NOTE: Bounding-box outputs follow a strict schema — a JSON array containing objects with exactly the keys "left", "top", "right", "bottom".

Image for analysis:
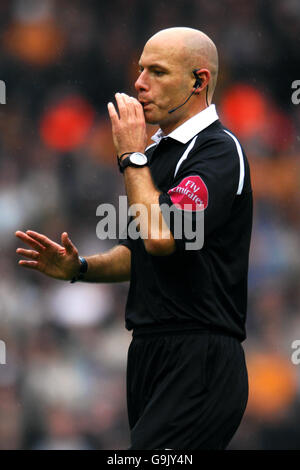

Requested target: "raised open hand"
[{"left": 15, "top": 230, "right": 81, "bottom": 281}]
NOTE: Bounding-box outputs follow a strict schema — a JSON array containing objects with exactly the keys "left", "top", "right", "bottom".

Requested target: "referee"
[{"left": 16, "top": 27, "right": 252, "bottom": 450}]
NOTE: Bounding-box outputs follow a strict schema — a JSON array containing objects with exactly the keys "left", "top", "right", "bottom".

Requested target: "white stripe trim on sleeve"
[
  {"left": 174, "top": 135, "right": 198, "bottom": 178},
  {"left": 145, "top": 142, "right": 158, "bottom": 152},
  {"left": 223, "top": 129, "right": 245, "bottom": 195}
]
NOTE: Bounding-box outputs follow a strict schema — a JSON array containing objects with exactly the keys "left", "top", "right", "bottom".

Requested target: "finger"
[
  {"left": 16, "top": 248, "right": 39, "bottom": 260},
  {"left": 107, "top": 102, "right": 119, "bottom": 131},
  {"left": 26, "top": 230, "right": 62, "bottom": 250},
  {"left": 61, "top": 232, "right": 77, "bottom": 255},
  {"left": 128, "top": 96, "right": 140, "bottom": 119},
  {"left": 18, "top": 260, "right": 39, "bottom": 270},
  {"left": 115, "top": 93, "right": 128, "bottom": 120},
  {"left": 133, "top": 98, "right": 145, "bottom": 121},
  {"left": 15, "top": 231, "right": 45, "bottom": 251},
  {"left": 126, "top": 95, "right": 144, "bottom": 121},
  {"left": 124, "top": 94, "right": 138, "bottom": 120}
]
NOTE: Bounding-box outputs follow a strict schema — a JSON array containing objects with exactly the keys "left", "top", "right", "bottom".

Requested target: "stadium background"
[{"left": 0, "top": 0, "right": 299, "bottom": 449}]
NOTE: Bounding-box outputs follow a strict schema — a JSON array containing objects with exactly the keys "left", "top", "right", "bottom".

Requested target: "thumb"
[{"left": 61, "top": 232, "right": 76, "bottom": 255}]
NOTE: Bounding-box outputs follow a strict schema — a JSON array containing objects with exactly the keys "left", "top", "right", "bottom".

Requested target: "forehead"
[{"left": 139, "top": 39, "right": 186, "bottom": 70}]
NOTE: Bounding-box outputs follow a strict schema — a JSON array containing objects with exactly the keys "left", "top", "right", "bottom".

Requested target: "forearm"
[
  {"left": 82, "top": 244, "right": 131, "bottom": 283},
  {"left": 124, "top": 167, "right": 175, "bottom": 255}
]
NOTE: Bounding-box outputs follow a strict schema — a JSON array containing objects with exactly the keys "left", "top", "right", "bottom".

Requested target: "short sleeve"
[{"left": 159, "top": 136, "right": 241, "bottom": 252}]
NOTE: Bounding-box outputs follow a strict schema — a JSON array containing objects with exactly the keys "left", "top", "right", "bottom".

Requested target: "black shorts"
[{"left": 126, "top": 329, "right": 248, "bottom": 450}]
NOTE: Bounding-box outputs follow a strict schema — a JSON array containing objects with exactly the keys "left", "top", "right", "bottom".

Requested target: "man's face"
[{"left": 135, "top": 39, "right": 192, "bottom": 130}]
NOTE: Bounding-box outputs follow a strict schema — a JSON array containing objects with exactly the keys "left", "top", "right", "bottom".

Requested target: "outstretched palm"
[{"left": 15, "top": 230, "right": 80, "bottom": 281}]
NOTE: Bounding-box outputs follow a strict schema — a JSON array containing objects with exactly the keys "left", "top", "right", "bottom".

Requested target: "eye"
[{"left": 154, "top": 70, "right": 164, "bottom": 77}]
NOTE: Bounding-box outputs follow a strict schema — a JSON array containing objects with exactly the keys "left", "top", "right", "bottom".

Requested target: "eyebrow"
[{"left": 138, "top": 62, "right": 169, "bottom": 71}]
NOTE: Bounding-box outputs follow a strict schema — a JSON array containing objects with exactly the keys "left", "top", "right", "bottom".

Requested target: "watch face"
[{"left": 130, "top": 152, "right": 148, "bottom": 166}]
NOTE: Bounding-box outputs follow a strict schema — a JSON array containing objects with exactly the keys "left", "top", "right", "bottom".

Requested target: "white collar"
[{"left": 151, "top": 104, "right": 219, "bottom": 145}]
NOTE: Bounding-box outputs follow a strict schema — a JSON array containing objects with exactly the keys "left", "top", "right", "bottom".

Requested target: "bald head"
[{"left": 145, "top": 27, "right": 219, "bottom": 103}]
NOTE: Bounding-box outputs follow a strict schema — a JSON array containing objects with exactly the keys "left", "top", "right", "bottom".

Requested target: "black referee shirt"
[{"left": 120, "top": 105, "right": 253, "bottom": 341}]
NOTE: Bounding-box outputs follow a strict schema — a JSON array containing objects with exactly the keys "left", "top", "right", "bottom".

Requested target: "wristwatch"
[
  {"left": 118, "top": 152, "right": 148, "bottom": 173},
  {"left": 70, "top": 256, "right": 88, "bottom": 283}
]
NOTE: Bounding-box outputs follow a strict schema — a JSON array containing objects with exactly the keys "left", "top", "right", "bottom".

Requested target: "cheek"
[
  {"left": 152, "top": 83, "right": 174, "bottom": 109},
  {"left": 159, "top": 79, "right": 187, "bottom": 106}
]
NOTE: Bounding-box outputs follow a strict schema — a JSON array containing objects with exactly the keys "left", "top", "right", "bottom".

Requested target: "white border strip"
[
  {"left": 145, "top": 142, "right": 158, "bottom": 152},
  {"left": 174, "top": 136, "right": 198, "bottom": 178},
  {"left": 223, "top": 130, "right": 245, "bottom": 195}
]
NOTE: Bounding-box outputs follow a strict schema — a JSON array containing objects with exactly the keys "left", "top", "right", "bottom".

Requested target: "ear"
[{"left": 192, "top": 69, "right": 210, "bottom": 94}]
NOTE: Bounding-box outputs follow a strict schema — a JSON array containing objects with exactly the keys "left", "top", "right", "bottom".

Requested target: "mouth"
[{"left": 139, "top": 99, "right": 153, "bottom": 110}]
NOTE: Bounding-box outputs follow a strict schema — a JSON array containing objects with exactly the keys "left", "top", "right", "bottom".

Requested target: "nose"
[{"left": 135, "top": 71, "right": 149, "bottom": 93}]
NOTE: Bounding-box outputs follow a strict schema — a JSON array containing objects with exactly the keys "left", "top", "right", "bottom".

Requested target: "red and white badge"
[{"left": 168, "top": 175, "right": 208, "bottom": 211}]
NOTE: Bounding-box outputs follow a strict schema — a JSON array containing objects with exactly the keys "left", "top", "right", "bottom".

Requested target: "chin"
[
  {"left": 146, "top": 118, "right": 159, "bottom": 126},
  {"left": 144, "top": 114, "right": 159, "bottom": 125}
]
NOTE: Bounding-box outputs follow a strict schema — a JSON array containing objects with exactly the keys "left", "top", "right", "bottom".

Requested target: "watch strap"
[
  {"left": 118, "top": 152, "right": 148, "bottom": 174},
  {"left": 70, "top": 256, "right": 88, "bottom": 283},
  {"left": 117, "top": 152, "right": 133, "bottom": 173}
]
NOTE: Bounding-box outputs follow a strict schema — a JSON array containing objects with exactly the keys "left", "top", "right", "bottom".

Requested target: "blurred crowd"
[{"left": 0, "top": 0, "right": 299, "bottom": 449}]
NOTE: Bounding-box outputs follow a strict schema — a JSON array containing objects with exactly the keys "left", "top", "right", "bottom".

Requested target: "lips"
[{"left": 139, "top": 98, "right": 153, "bottom": 109}]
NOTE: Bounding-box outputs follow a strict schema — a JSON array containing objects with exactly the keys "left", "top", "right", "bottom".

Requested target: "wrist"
[
  {"left": 70, "top": 256, "right": 88, "bottom": 283},
  {"left": 118, "top": 150, "right": 145, "bottom": 162},
  {"left": 117, "top": 152, "right": 148, "bottom": 174}
]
